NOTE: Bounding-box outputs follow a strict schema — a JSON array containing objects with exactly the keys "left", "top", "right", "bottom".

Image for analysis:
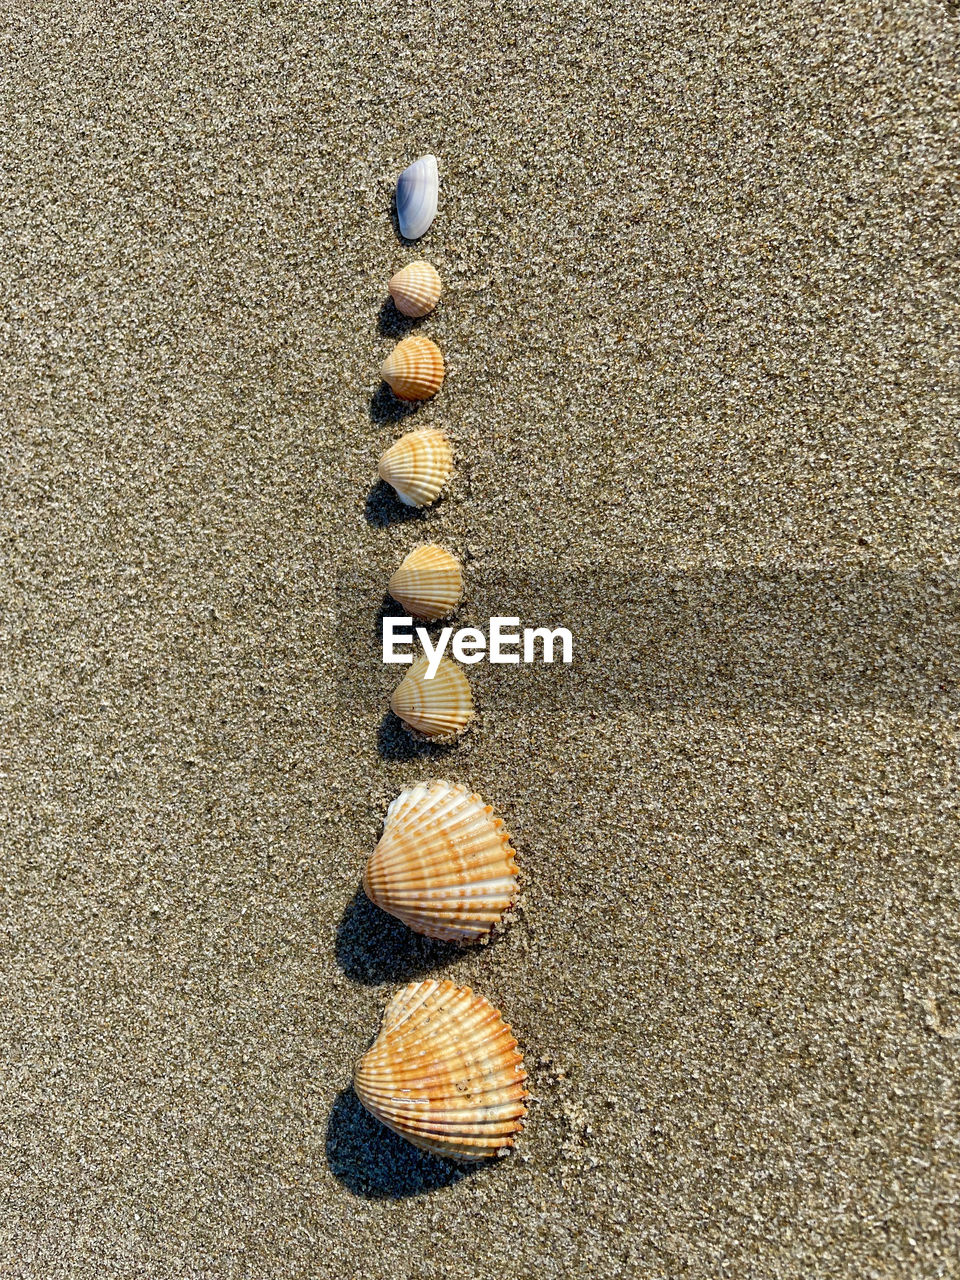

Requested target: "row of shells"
[
  {"left": 356, "top": 781, "right": 527, "bottom": 1159},
  {"left": 388, "top": 543, "right": 473, "bottom": 740},
  {"left": 378, "top": 295, "right": 453, "bottom": 506},
  {"left": 354, "top": 159, "right": 527, "bottom": 1164},
  {"left": 382, "top": 162, "right": 451, "bottom": 504}
]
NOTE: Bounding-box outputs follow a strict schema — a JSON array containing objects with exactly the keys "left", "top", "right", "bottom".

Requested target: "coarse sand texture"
[{"left": 2, "top": 4, "right": 957, "bottom": 1279}]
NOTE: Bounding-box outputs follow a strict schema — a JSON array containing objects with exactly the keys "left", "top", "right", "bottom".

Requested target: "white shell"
[{"left": 396, "top": 155, "right": 438, "bottom": 240}]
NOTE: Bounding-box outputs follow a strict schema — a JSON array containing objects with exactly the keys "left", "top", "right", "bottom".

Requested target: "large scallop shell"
[
  {"left": 388, "top": 261, "right": 442, "bottom": 319},
  {"left": 378, "top": 428, "right": 453, "bottom": 508},
  {"left": 390, "top": 656, "right": 474, "bottom": 739},
  {"left": 353, "top": 979, "right": 528, "bottom": 1161},
  {"left": 396, "top": 154, "right": 438, "bottom": 241},
  {"left": 388, "top": 544, "right": 462, "bottom": 620},
  {"left": 381, "top": 335, "right": 445, "bottom": 401},
  {"left": 364, "top": 780, "right": 519, "bottom": 943}
]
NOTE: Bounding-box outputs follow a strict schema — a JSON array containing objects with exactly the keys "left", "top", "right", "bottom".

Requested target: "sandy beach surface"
[{"left": 2, "top": 2, "right": 958, "bottom": 1277}]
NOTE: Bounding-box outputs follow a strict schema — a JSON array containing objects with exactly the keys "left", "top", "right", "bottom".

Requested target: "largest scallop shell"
[
  {"left": 390, "top": 656, "right": 474, "bottom": 739},
  {"left": 353, "top": 979, "right": 528, "bottom": 1161},
  {"left": 364, "top": 780, "right": 519, "bottom": 943}
]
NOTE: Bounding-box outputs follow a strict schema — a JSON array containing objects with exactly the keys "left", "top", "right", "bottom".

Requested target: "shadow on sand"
[
  {"left": 365, "top": 479, "right": 431, "bottom": 529},
  {"left": 369, "top": 382, "right": 420, "bottom": 426},
  {"left": 334, "top": 886, "right": 463, "bottom": 986},
  {"left": 377, "top": 296, "right": 425, "bottom": 340},
  {"left": 325, "top": 1086, "right": 480, "bottom": 1198},
  {"left": 375, "top": 709, "right": 461, "bottom": 761}
]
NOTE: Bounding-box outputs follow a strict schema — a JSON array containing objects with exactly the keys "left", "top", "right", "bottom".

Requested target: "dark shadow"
[
  {"left": 325, "top": 1086, "right": 481, "bottom": 1198},
  {"left": 365, "top": 479, "right": 430, "bottom": 529},
  {"left": 335, "top": 886, "right": 462, "bottom": 985},
  {"left": 375, "top": 592, "right": 422, "bottom": 644},
  {"left": 369, "top": 382, "right": 420, "bottom": 425},
  {"left": 376, "top": 709, "right": 460, "bottom": 761},
  {"left": 377, "top": 296, "right": 423, "bottom": 339},
  {"left": 375, "top": 591, "right": 406, "bottom": 634}
]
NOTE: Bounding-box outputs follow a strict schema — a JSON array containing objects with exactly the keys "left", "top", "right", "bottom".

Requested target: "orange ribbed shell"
[
  {"left": 378, "top": 428, "right": 453, "bottom": 508},
  {"left": 353, "top": 979, "right": 528, "bottom": 1161},
  {"left": 388, "top": 544, "right": 462, "bottom": 620},
  {"left": 388, "top": 261, "right": 442, "bottom": 319},
  {"left": 380, "top": 335, "right": 445, "bottom": 401},
  {"left": 390, "top": 656, "right": 474, "bottom": 739}
]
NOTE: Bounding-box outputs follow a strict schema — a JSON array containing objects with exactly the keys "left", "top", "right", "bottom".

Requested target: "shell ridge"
[
  {"left": 370, "top": 840, "right": 515, "bottom": 878},
  {"left": 364, "top": 781, "right": 518, "bottom": 942},
  {"left": 354, "top": 980, "right": 527, "bottom": 1160},
  {"left": 365, "top": 1000, "right": 502, "bottom": 1059},
  {"left": 378, "top": 430, "right": 453, "bottom": 507}
]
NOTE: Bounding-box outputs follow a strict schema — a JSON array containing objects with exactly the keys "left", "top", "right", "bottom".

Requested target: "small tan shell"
[
  {"left": 388, "top": 544, "right": 462, "bottom": 620},
  {"left": 378, "top": 428, "right": 453, "bottom": 508},
  {"left": 388, "top": 261, "right": 442, "bottom": 319},
  {"left": 390, "top": 656, "right": 474, "bottom": 739},
  {"left": 381, "top": 334, "right": 445, "bottom": 401},
  {"left": 353, "top": 979, "right": 528, "bottom": 1161},
  {"left": 364, "top": 780, "right": 519, "bottom": 943}
]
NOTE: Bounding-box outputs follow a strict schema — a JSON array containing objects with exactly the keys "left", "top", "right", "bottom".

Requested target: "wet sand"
[{"left": 2, "top": 2, "right": 958, "bottom": 1277}]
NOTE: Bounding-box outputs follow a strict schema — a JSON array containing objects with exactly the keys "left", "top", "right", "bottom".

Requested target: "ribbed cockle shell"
[
  {"left": 388, "top": 544, "right": 462, "bottom": 620},
  {"left": 395, "top": 155, "right": 438, "bottom": 241},
  {"left": 353, "top": 979, "right": 528, "bottom": 1161},
  {"left": 364, "top": 780, "right": 520, "bottom": 943},
  {"left": 388, "top": 261, "right": 442, "bottom": 319},
  {"left": 381, "top": 335, "right": 445, "bottom": 401},
  {"left": 390, "top": 656, "right": 474, "bottom": 739},
  {"left": 378, "top": 428, "right": 453, "bottom": 508}
]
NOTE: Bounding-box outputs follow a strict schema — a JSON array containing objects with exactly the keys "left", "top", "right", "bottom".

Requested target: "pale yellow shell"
[
  {"left": 353, "top": 979, "right": 528, "bottom": 1161},
  {"left": 378, "top": 428, "right": 453, "bottom": 508},
  {"left": 364, "top": 780, "right": 519, "bottom": 943},
  {"left": 388, "top": 261, "right": 442, "bottom": 318},
  {"left": 390, "top": 656, "right": 474, "bottom": 739},
  {"left": 388, "top": 544, "right": 462, "bottom": 620},
  {"left": 380, "top": 334, "right": 445, "bottom": 401}
]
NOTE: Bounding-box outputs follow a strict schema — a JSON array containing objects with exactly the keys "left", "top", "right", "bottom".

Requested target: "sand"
[{"left": 2, "top": 2, "right": 958, "bottom": 1276}]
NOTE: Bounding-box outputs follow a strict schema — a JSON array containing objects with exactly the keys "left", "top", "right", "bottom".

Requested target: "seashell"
[
  {"left": 390, "top": 656, "right": 474, "bottom": 739},
  {"left": 388, "top": 544, "right": 462, "bottom": 620},
  {"left": 354, "top": 979, "right": 528, "bottom": 1161},
  {"left": 395, "top": 154, "right": 438, "bottom": 241},
  {"left": 378, "top": 428, "right": 453, "bottom": 508},
  {"left": 388, "top": 261, "right": 442, "bottom": 319},
  {"left": 380, "top": 334, "right": 445, "bottom": 401},
  {"left": 363, "top": 780, "right": 520, "bottom": 943}
]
